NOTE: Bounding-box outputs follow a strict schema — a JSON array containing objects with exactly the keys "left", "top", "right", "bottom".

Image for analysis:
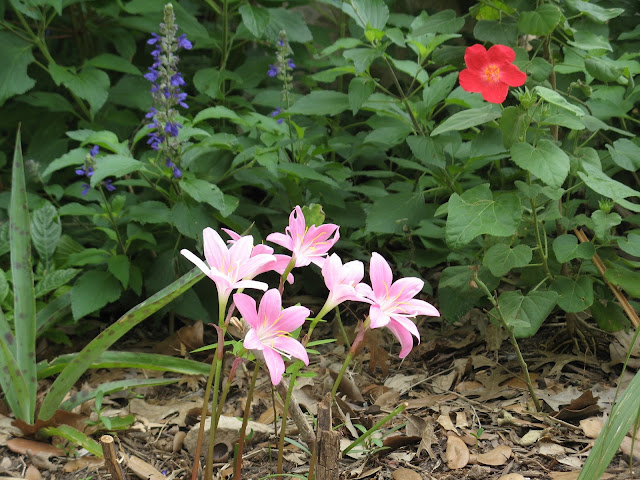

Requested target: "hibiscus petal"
[
  {"left": 386, "top": 319, "right": 417, "bottom": 359},
  {"left": 272, "top": 337, "right": 309, "bottom": 365},
  {"left": 180, "top": 249, "right": 211, "bottom": 276},
  {"left": 272, "top": 305, "right": 310, "bottom": 333},
  {"left": 482, "top": 81, "right": 509, "bottom": 104},
  {"left": 203, "top": 228, "right": 229, "bottom": 270},
  {"left": 464, "top": 44, "right": 489, "bottom": 71},
  {"left": 499, "top": 63, "right": 527, "bottom": 87},
  {"left": 370, "top": 252, "right": 393, "bottom": 299},
  {"left": 459, "top": 69, "right": 485, "bottom": 93},
  {"left": 233, "top": 292, "right": 259, "bottom": 329},
  {"left": 263, "top": 347, "right": 286, "bottom": 385},
  {"left": 488, "top": 44, "right": 516, "bottom": 65}
]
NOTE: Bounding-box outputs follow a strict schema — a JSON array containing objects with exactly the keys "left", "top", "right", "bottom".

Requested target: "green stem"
[
  {"left": 382, "top": 56, "right": 424, "bottom": 136},
  {"left": 276, "top": 362, "right": 303, "bottom": 478},
  {"left": 98, "top": 186, "right": 127, "bottom": 255},
  {"left": 530, "top": 197, "right": 553, "bottom": 280},
  {"left": 234, "top": 361, "right": 260, "bottom": 480},
  {"left": 278, "top": 256, "right": 297, "bottom": 294},
  {"left": 342, "top": 403, "right": 407, "bottom": 457},
  {"left": 204, "top": 326, "right": 226, "bottom": 478},
  {"left": 473, "top": 273, "right": 542, "bottom": 412},
  {"left": 330, "top": 320, "right": 366, "bottom": 402}
]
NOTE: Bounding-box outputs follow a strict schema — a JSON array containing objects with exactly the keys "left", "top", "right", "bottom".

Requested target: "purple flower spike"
[
  {"left": 267, "top": 65, "right": 278, "bottom": 77},
  {"left": 90, "top": 145, "right": 100, "bottom": 157},
  {"left": 148, "top": 32, "right": 160, "bottom": 45},
  {"left": 144, "top": 68, "right": 160, "bottom": 82},
  {"left": 104, "top": 179, "right": 116, "bottom": 192},
  {"left": 75, "top": 168, "right": 86, "bottom": 176},
  {"left": 177, "top": 34, "right": 192, "bottom": 50},
  {"left": 171, "top": 73, "right": 185, "bottom": 86}
]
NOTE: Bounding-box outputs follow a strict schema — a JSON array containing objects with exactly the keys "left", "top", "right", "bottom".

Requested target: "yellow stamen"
[{"left": 484, "top": 64, "right": 501, "bottom": 83}]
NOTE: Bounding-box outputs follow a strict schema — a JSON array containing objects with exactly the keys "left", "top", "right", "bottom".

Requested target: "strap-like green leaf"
[
  {"left": 9, "top": 128, "right": 37, "bottom": 423},
  {"left": 38, "top": 268, "right": 204, "bottom": 420}
]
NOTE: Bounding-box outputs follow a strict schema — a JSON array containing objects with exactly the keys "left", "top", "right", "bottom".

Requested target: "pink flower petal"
[
  {"left": 385, "top": 319, "right": 416, "bottom": 359},
  {"left": 243, "top": 328, "right": 263, "bottom": 350},
  {"left": 370, "top": 252, "right": 393, "bottom": 299},
  {"left": 257, "top": 289, "right": 283, "bottom": 329},
  {"left": 387, "top": 277, "right": 424, "bottom": 303},
  {"left": 406, "top": 299, "right": 440, "bottom": 317},
  {"left": 369, "top": 304, "right": 390, "bottom": 329},
  {"left": 266, "top": 232, "right": 292, "bottom": 250},
  {"left": 272, "top": 337, "right": 309, "bottom": 365},
  {"left": 180, "top": 249, "right": 211, "bottom": 276},
  {"left": 271, "top": 305, "right": 310, "bottom": 333},
  {"left": 203, "top": 228, "right": 229, "bottom": 269},
  {"left": 233, "top": 293, "right": 259, "bottom": 329},
  {"left": 263, "top": 347, "right": 286, "bottom": 385}
]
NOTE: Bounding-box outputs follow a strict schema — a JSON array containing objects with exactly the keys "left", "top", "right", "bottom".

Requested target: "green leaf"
[
  {"left": 618, "top": 232, "right": 640, "bottom": 257},
  {"left": 265, "top": 8, "right": 312, "bottom": 43},
  {"left": 86, "top": 54, "right": 141, "bottom": 75},
  {"left": 534, "top": 86, "right": 584, "bottom": 117},
  {"left": 288, "top": 91, "right": 350, "bottom": 116},
  {"left": 65, "top": 248, "right": 110, "bottom": 267},
  {"left": 349, "top": 77, "right": 376, "bottom": 114},
  {"left": 411, "top": 9, "right": 464, "bottom": 35},
  {"left": 473, "top": 19, "right": 518, "bottom": 46},
  {"left": 0, "top": 32, "right": 36, "bottom": 105},
  {"left": 278, "top": 163, "right": 339, "bottom": 188},
  {"left": 590, "top": 300, "right": 628, "bottom": 332},
  {"left": 365, "top": 192, "right": 427, "bottom": 234},
  {"left": 498, "top": 106, "right": 527, "bottom": 149},
  {"left": 607, "top": 139, "right": 640, "bottom": 172},
  {"left": 565, "top": 0, "right": 624, "bottom": 23},
  {"left": 107, "top": 255, "right": 130, "bottom": 289},
  {"left": 585, "top": 57, "right": 623, "bottom": 82},
  {"left": 36, "top": 293, "right": 71, "bottom": 337},
  {"left": 0, "top": 270, "right": 8, "bottom": 303},
  {"left": 43, "top": 149, "right": 87, "bottom": 178},
  {"left": 446, "top": 184, "right": 522, "bottom": 248},
  {"left": 578, "top": 163, "right": 640, "bottom": 213},
  {"left": 483, "top": 244, "right": 532, "bottom": 277},
  {"left": 569, "top": 32, "right": 612, "bottom": 52},
  {"left": 127, "top": 201, "right": 172, "bottom": 225},
  {"left": 9, "top": 129, "right": 37, "bottom": 422},
  {"left": 238, "top": 4, "right": 270, "bottom": 38},
  {"left": 431, "top": 105, "right": 502, "bottom": 136},
  {"left": 71, "top": 271, "right": 121, "bottom": 320},
  {"left": 90, "top": 155, "right": 144, "bottom": 185},
  {"left": 34, "top": 269, "right": 79, "bottom": 298},
  {"left": 180, "top": 176, "right": 226, "bottom": 214},
  {"left": 550, "top": 276, "right": 594, "bottom": 313},
  {"left": 518, "top": 4, "right": 561, "bottom": 36},
  {"left": 0, "top": 322, "right": 31, "bottom": 422},
  {"left": 347, "top": 0, "right": 389, "bottom": 30},
  {"left": 343, "top": 48, "right": 380, "bottom": 73},
  {"left": 49, "top": 64, "right": 110, "bottom": 118},
  {"left": 510, "top": 140, "right": 570, "bottom": 189},
  {"left": 193, "top": 106, "right": 243, "bottom": 125},
  {"left": 171, "top": 202, "right": 212, "bottom": 240},
  {"left": 30, "top": 204, "right": 61, "bottom": 264},
  {"left": 17, "top": 91, "right": 75, "bottom": 114},
  {"left": 406, "top": 135, "right": 445, "bottom": 169},
  {"left": 605, "top": 264, "right": 640, "bottom": 298},
  {"left": 552, "top": 234, "right": 595, "bottom": 263},
  {"left": 489, "top": 290, "right": 557, "bottom": 338},
  {"left": 438, "top": 266, "right": 499, "bottom": 322},
  {"left": 39, "top": 268, "right": 204, "bottom": 420},
  {"left": 41, "top": 425, "right": 102, "bottom": 457}
]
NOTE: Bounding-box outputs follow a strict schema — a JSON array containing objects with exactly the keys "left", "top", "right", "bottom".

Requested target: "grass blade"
[
  {"left": 0, "top": 309, "right": 31, "bottom": 421},
  {"left": 60, "top": 377, "right": 179, "bottom": 411},
  {"left": 40, "top": 425, "right": 103, "bottom": 457},
  {"left": 36, "top": 292, "right": 71, "bottom": 337},
  {"left": 38, "top": 267, "right": 204, "bottom": 420},
  {"left": 38, "top": 350, "right": 210, "bottom": 379},
  {"left": 9, "top": 128, "right": 37, "bottom": 423}
]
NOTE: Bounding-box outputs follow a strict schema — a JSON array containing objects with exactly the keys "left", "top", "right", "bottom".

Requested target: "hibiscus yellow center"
[{"left": 484, "top": 64, "right": 501, "bottom": 83}]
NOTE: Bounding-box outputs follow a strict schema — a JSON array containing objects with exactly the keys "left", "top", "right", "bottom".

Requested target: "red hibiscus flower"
[{"left": 459, "top": 44, "right": 527, "bottom": 104}]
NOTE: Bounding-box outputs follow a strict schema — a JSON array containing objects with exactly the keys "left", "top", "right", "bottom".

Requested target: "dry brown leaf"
[
  {"left": 580, "top": 417, "right": 603, "bottom": 438},
  {"left": 431, "top": 370, "right": 457, "bottom": 393},
  {"left": 470, "top": 445, "right": 512, "bottom": 466},
  {"left": 6, "top": 439, "right": 64, "bottom": 458},
  {"left": 354, "top": 466, "right": 382, "bottom": 479},
  {"left": 497, "top": 475, "right": 526, "bottom": 480},
  {"left": 62, "top": 456, "right": 104, "bottom": 472},
  {"left": 519, "top": 429, "right": 544, "bottom": 446},
  {"left": 436, "top": 413, "right": 457, "bottom": 433},
  {"left": 128, "top": 397, "right": 201, "bottom": 427},
  {"left": 548, "top": 473, "right": 580, "bottom": 480},
  {"left": 391, "top": 467, "right": 422, "bottom": 480},
  {"left": 125, "top": 455, "right": 165, "bottom": 480},
  {"left": 455, "top": 381, "right": 484, "bottom": 394},
  {"left": 24, "top": 466, "right": 41, "bottom": 480},
  {"left": 329, "top": 369, "right": 364, "bottom": 403},
  {"left": 455, "top": 411, "right": 468, "bottom": 429},
  {"left": 445, "top": 435, "right": 469, "bottom": 470},
  {"left": 374, "top": 389, "right": 400, "bottom": 408},
  {"left": 405, "top": 394, "right": 456, "bottom": 410},
  {"left": 538, "top": 442, "right": 566, "bottom": 456}
]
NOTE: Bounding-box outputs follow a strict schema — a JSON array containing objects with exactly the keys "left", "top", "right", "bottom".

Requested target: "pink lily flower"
[
  {"left": 321, "top": 253, "right": 368, "bottom": 311},
  {"left": 234, "top": 289, "right": 310, "bottom": 385},
  {"left": 222, "top": 228, "right": 294, "bottom": 284},
  {"left": 266, "top": 206, "right": 340, "bottom": 268},
  {"left": 180, "top": 228, "right": 275, "bottom": 304},
  {"left": 361, "top": 252, "right": 440, "bottom": 358}
]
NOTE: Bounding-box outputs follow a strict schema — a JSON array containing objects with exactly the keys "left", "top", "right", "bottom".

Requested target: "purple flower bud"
[
  {"left": 267, "top": 65, "right": 278, "bottom": 77},
  {"left": 164, "top": 122, "right": 181, "bottom": 137},
  {"left": 172, "top": 166, "right": 182, "bottom": 178},
  {"left": 81, "top": 183, "right": 91, "bottom": 195},
  {"left": 148, "top": 32, "right": 160, "bottom": 45},
  {"left": 75, "top": 168, "right": 86, "bottom": 176},
  {"left": 144, "top": 68, "right": 159, "bottom": 82},
  {"left": 171, "top": 73, "right": 185, "bottom": 87},
  {"left": 287, "top": 59, "right": 296, "bottom": 69},
  {"left": 104, "top": 179, "right": 116, "bottom": 192},
  {"left": 177, "top": 34, "right": 192, "bottom": 50},
  {"left": 87, "top": 166, "right": 94, "bottom": 177},
  {"left": 145, "top": 108, "right": 156, "bottom": 119},
  {"left": 90, "top": 145, "right": 99, "bottom": 157},
  {"left": 278, "top": 39, "right": 285, "bottom": 47},
  {"left": 166, "top": 158, "right": 175, "bottom": 168},
  {"left": 270, "top": 107, "right": 284, "bottom": 123}
]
